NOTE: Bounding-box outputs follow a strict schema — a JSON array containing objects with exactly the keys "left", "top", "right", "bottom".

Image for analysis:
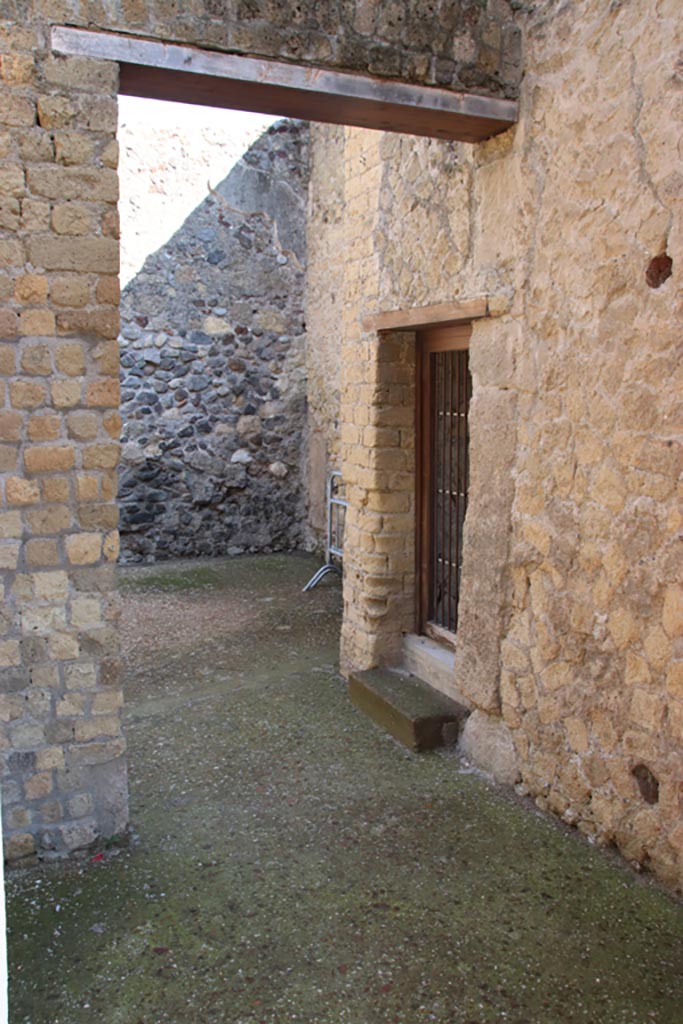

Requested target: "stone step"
[{"left": 348, "top": 666, "right": 469, "bottom": 753}]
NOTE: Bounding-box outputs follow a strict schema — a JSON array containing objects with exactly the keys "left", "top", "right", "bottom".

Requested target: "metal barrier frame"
[{"left": 303, "top": 471, "right": 347, "bottom": 591}]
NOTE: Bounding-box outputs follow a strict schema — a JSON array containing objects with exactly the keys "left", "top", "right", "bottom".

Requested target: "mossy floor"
[{"left": 7, "top": 553, "right": 683, "bottom": 1023}]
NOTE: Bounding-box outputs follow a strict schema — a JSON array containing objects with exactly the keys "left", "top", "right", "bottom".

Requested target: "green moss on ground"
[{"left": 8, "top": 555, "right": 683, "bottom": 1023}]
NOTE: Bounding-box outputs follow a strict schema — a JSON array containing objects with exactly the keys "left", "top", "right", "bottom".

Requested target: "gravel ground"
[{"left": 6, "top": 553, "right": 683, "bottom": 1024}]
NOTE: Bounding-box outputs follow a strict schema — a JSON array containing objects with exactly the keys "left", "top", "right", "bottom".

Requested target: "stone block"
[
  {"left": 82, "top": 443, "right": 119, "bottom": 469},
  {"left": 4, "top": 833, "right": 36, "bottom": 863},
  {"left": 18, "top": 310, "right": 55, "bottom": 336},
  {"left": 5, "top": 475, "right": 39, "bottom": 503},
  {"left": 25, "top": 539, "right": 59, "bottom": 567},
  {"left": 86, "top": 380, "right": 119, "bottom": 408},
  {"left": 458, "top": 711, "right": 520, "bottom": 786},
  {"left": 27, "top": 235, "right": 119, "bottom": 274},
  {"left": 9, "top": 380, "right": 46, "bottom": 409},
  {"left": 51, "top": 275, "right": 90, "bottom": 308},
  {"left": 41, "top": 477, "right": 70, "bottom": 503},
  {"left": 24, "top": 444, "right": 75, "bottom": 473},
  {"left": 348, "top": 666, "right": 468, "bottom": 752},
  {"left": 51, "top": 379, "right": 81, "bottom": 408},
  {"left": 65, "top": 533, "right": 102, "bottom": 565}
]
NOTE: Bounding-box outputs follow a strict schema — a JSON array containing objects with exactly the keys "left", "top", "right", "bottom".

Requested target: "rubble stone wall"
[
  {"left": 118, "top": 119, "right": 309, "bottom": 562},
  {"left": 311, "top": 0, "right": 683, "bottom": 891}
]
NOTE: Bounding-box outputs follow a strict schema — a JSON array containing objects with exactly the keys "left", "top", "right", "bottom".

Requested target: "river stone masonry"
[{"left": 118, "top": 120, "right": 309, "bottom": 562}]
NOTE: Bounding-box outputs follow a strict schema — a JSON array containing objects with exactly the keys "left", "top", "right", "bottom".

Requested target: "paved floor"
[{"left": 7, "top": 554, "right": 683, "bottom": 1023}]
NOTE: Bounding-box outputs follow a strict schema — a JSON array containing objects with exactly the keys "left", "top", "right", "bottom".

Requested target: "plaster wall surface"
[{"left": 310, "top": 0, "right": 683, "bottom": 889}]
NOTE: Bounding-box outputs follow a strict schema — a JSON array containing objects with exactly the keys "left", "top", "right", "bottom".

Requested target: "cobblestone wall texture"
[
  {"left": 310, "top": 0, "right": 683, "bottom": 891},
  {"left": 118, "top": 119, "right": 309, "bottom": 562}
]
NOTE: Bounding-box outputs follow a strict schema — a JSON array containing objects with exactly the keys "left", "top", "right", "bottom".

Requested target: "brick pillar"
[
  {"left": 340, "top": 330, "right": 417, "bottom": 672},
  {"left": 0, "top": 29, "right": 127, "bottom": 862}
]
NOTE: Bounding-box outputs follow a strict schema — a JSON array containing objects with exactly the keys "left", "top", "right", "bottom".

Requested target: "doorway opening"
[{"left": 416, "top": 323, "right": 472, "bottom": 648}]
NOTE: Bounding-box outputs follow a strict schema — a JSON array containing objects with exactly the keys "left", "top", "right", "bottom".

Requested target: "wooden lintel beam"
[
  {"left": 364, "top": 298, "right": 490, "bottom": 334},
  {"left": 51, "top": 27, "right": 518, "bottom": 143}
]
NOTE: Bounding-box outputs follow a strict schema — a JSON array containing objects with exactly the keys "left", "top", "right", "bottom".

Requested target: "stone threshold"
[{"left": 348, "top": 666, "right": 469, "bottom": 753}]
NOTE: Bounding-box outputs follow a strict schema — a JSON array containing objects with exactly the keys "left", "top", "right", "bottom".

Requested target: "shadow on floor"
[{"left": 7, "top": 553, "right": 683, "bottom": 1023}]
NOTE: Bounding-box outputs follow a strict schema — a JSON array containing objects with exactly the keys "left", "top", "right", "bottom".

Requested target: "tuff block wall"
[
  {"left": 310, "top": 0, "right": 683, "bottom": 891},
  {"left": 0, "top": 23, "right": 126, "bottom": 862}
]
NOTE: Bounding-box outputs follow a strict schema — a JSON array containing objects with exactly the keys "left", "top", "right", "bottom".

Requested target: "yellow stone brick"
[
  {"left": 76, "top": 474, "right": 100, "bottom": 501},
  {"left": 51, "top": 379, "right": 81, "bottom": 408},
  {"left": 101, "top": 474, "right": 117, "bottom": 500},
  {"left": 55, "top": 342, "right": 86, "bottom": 377},
  {"left": 5, "top": 475, "right": 39, "bottom": 505},
  {"left": 51, "top": 275, "right": 90, "bottom": 308},
  {"left": 0, "top": 345, "right": 16, "bottom": 375},
  {"left": 24, "top": 773, "right": 52, "bottom": 801},
  {"left": 0, "top": 639, "right": 21, "bottom": 667},
  {"left": 67, "top": 411, "right": 98, "bottom": 440},
  {"left": 18, "top": 309, "right": 56, "bottom": 336},
  {"left": 14, "top": 273, "right": 48, "bottom": 303},
  {"left": 27, "top": 414, "right": 60, "bottom": 441},
  {"left": 541, "top": 661, "right": 572, "bottom": 692},
  {"left": 25, "top": 539, "right": 59, "bottom": 566},
  {"left": 52, "top": 202, "right": 95, "bottom": 236},
  {"left": 26, "top": 505, "right": 71, "bottom": 535},
  {"left": 74, "top": 716, "right": 120, "bottom": 742},
  {"left": 0, "top": 411, "right": 21, "bottom": 442},
  {"left": 41, "top": 477, "right": 70, "bottom": 503},
  {"left": 37, "top": 95, "right": 75, "bottom": 129},
  {"left": 65, "top": 532, "right": 102, "bottom": 565},
  {"left": 82, "top": 443, "right": 119, "bottom": 470},
  {"left": 95, "top": 275, "right": 120, "bottom": 305},
  {"left": 86, "top": 379, "right": 119, "bottom": 408},
  {"left": 93, "top": 340, "right": 119, "bottom": 377},
  {"left": 33, "top": 571, "right": 68, "bottom": 602},
  {"left": 10, "top": 379, "right": 46, "bottom": 409},
  {"left": 0, "top": 511, "right": 22, "bottom": 538},
  {"left": 24, "top": 444, "right": 75, "bottom": 473},
  {"left": 48, "top": 632, "right": 80, "bottom": 661},
  {"left": 53, "top": 132, "right": 94, "bottom": 167},
  {"left": 35, "top": 747, "right": 65, "bottom": 772},
  {"left": 70, "top": 596, "right": 101, "bottom": 627},
  {"left": 0, "top": 444, "right": 18, "bottom": 471}
]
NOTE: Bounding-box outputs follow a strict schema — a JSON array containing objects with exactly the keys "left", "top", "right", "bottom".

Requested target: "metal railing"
[{"left": 303, "top": 471, "right": 346, "bottom": 591}]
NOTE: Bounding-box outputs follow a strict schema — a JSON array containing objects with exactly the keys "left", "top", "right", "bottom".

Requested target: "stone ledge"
[{"left": 348, "top": 666, "right": 469, "bottom": 752}]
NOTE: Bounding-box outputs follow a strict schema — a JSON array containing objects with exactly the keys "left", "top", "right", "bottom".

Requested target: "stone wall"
[
  {"left": 0, "top": 25, "right": 125, "bottom": 862},
  {"left": 6, "top": 0, "right": 522, "bottom": 99},
  {"left": 304, "top": 124, "right": 344, "bottom": 543},
  {"left": 311, "top": 1, "right": 683, "bottom": 891},
  {"left": 118, "top": 119, "right": 309, "bottom": 562},
  {"left": 0, "top": 0, "right": 522, "bottom": 864}
]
